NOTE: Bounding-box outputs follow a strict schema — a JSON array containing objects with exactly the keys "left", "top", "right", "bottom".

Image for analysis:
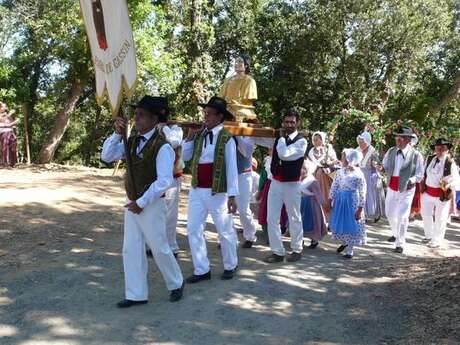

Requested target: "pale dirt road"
[{"left": 1, "top": 165, "right": 459, "bottom": 345}]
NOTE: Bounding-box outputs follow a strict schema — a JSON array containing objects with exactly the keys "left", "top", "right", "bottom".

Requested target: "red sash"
[
  {"left": 197, "top": 163, "right": 213, "bottom": 188},
  {"left": 425, "top": 185, "right": 442, "bottom": 198},
  {"left": 389, "top": 176, "right": 400, "bottom": 192}
]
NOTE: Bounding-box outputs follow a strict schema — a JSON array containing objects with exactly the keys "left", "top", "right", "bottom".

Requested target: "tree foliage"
[{"left": 0, "top": 0, "right": 459, "bottom": 165}]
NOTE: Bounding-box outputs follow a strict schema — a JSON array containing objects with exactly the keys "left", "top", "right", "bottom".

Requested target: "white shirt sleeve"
[
  {"left": 276, "top": 137, "right": 308, "bottom": 161},
  {"left": 182, "top": 140, "right": 195, "bottom": 162},
  {"left": 409, "top": 152, "right": 424, "bottom": 184},
  {"left": 136, "top": 144, "right": 175, "bottom": 208},
  {"left": 236, "top": 136, "right": 255, "bottom": 158},
  {"left": 225, "top": 138, "right": 239, "bottom": 197},
  {"left": 445, "top": 161, "right": 460, "bottom": 188},
  {"left": 162, "top": 125, "right": 183, "bottom": 149},
  {"left": 101, "top": 133, "right": 125, "bottom": 163}
]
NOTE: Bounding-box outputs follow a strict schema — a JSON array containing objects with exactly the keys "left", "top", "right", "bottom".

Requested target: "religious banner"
[{"left": 79, "top": 0, "right": 137, "bottom": 115}]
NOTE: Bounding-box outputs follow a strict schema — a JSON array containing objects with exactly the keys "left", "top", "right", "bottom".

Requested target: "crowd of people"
[{"left": 101, "top": 94, "right": 460, "bottom": 308}]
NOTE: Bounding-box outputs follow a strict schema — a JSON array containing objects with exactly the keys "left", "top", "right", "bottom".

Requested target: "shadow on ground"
[{"left": 1, "top": 170, "right": 459, "bottom": 345}]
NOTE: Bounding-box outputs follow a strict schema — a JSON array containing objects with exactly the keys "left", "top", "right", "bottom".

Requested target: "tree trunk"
[
  {"left": 37, "top": 80, "right": 82, "bottom": 164},
  {"left": 428, "top": 71, "right": 460, "bottom": 115},
  {"left": 189, "top": 0, "right": 206, "bottom": 105},
  {"left": 21, "top": 104, "right": 31, "bottom": 164}
]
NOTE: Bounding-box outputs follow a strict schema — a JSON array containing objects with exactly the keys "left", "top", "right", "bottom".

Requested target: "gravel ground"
[{"left": 1, "top": 165, "right": 459, "bottom": 345}]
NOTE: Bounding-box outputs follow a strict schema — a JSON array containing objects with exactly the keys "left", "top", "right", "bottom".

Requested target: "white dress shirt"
[
  {"left": 182, "top": 123, "right": 239, "bottom": 197},
  {"left": 425, "top": 155, "right": 459, "bottom": 189},
  {"left": 382, "top": 145, "right": 424, "bottom": 184},
  {"left": 251, "top": 131, "right": 308, "bottom": 161},
  {"left": 100, "top": 128, "right": 175, "bottom": 208},
  {"left": 275, "top": 130, "right": 308, "bottom": 161}
]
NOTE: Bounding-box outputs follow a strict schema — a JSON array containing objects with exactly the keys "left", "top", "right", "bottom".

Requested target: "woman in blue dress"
[
  {"left": 356, "top": 131, "right": 385, "bottom": 222},
  {"left": 300, "top": 160, "right": 328, "bottom": 249},
  {"left": 330, "top": 149, "right": 367, "bottom": 259}
]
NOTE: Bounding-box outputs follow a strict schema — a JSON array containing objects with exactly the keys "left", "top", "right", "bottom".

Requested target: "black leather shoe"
[
  {"left": 309, "top": 240, "right": 319, "bottom": 249},
  {"left": 146, "top": 249, "right": 153, "bottom": 258},
  {"left": 264, "top": 254, "right": 284, "bottom": 263},
  {"left": 336, "top": 244, "right": 348, "bottom": 253},
  {"left": 221, "top": 267, "right": 238, "bottom": 280},
  {"left": 241, "top": 240, "right": 253, "bottom": 249},
  {"left": 387, "top": 236, "right": 396, "bottom": 242},
  {"left": 394, "top": 247, "right": 404, "bottom": 254},
  {"left": 116, "top": 299, "right": 148, "bottom": 308},
  {"left": 185, "top": 271, "right": 211, "bottom": 284},
  {"left": 286, "top": 252, "right": 302, "bottom": 262},
  {"left": 169, "top": 282, "right": 184, "bottom": 302}
]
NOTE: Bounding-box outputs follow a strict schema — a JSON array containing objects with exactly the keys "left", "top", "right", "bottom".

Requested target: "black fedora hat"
[
  {"left": 199, "top": 96, "right": 235, "bottom": 121},
  {"left": 431, "top": 138, "right": 452, "bottom": 150},
  {"left": 393, "top": 126, "right": 415, "bottom": 137},
  {"left": 130, "top": 96, "right": 169, "bottom": 114}
]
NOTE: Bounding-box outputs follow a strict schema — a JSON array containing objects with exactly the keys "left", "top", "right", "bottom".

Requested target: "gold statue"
[{"left": 219, "top": 54, "right": 257, "bottom": 122}]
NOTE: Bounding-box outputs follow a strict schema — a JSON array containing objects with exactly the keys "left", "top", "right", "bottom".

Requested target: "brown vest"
[{"left": 124, "top": 131, "right": 169, "bottom": 200}]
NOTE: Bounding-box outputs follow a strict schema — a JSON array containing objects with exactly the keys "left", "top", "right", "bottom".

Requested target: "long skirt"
[
  {"left": 314, "top": 168, "right": 333, "bottom": 215},
  {"left": 330, "top": 190, "right": 366, "bottom": 246},
  {"left": 0, "top": 131, "right": 17, "bottom": 166},
  {"left": 258, "top": 179, "right": 288, "bottom": 227},
  {"left": 301, "top": 195, "right": 327, "bottom": 241},
  {"left": 361, "top": 167, "right": 385, "bottom": 219}
]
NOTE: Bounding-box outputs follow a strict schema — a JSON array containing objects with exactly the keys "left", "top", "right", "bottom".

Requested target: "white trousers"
[
  {"left": 165, "top": 178, "right": 181, "bottom": 253},
  {"left": 123, "top": 199, "right": 183, "bottom": 301},
  {"left": 385, "top": 188, "right": 415, "bottom": 248},
  {"left": 186, "top": 188, "right": 238, "bottom": 275},
  {"left": 236, "top": 172, "right": 257, "bottom": 242},
  {"left": 267, "top": 180, "right": 303, "bottom": 255},
  {"left": 421, "top": 193, "right": 450, "bottom": 246}
]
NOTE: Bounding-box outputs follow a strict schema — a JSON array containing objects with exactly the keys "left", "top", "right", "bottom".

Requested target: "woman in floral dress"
[{"left": 330, "top": 149, "right": 367, "bottom": 259}]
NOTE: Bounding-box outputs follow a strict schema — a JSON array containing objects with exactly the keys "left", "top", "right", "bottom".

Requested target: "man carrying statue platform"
[
  {"left": 182, "top": 96, "right": 240, "bottom": 283},
  {"left": 101, "top": 96, "right": 185, "bottom": 307}
]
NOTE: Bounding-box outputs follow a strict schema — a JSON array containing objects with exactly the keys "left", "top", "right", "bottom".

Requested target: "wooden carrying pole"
[
  {"left": 119, "top": 104, "right": 137, "bottom": 197},
  {"left": 167, "top": 120, "right": 278, "bottom": 138}
]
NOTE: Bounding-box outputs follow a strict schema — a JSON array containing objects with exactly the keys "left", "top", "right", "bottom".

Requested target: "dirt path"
[{"left": 1, "top": 165, "right": 459, "bottom": 345}]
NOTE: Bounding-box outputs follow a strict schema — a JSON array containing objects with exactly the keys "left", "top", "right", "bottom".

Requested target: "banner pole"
[{"left": 118, "top": 101, "right": 137, "bottom": 198}]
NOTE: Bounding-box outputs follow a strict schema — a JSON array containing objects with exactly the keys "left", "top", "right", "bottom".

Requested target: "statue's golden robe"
[{"left": 219, "top": 74, "right": 257, "bottom": 122}]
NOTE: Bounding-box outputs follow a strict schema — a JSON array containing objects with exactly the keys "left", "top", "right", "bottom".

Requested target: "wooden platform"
[{"left": 168, "top": 120, "right": 276, "bottom": 138}]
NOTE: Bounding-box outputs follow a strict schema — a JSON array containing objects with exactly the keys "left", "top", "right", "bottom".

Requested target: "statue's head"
[{"left": 235, "top": 54, "right": 251, "bottom": 74}]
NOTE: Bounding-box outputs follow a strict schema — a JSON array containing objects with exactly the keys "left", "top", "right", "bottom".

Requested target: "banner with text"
[{"left": 79, "top": 0, "right": 137, "bottom": 115}]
